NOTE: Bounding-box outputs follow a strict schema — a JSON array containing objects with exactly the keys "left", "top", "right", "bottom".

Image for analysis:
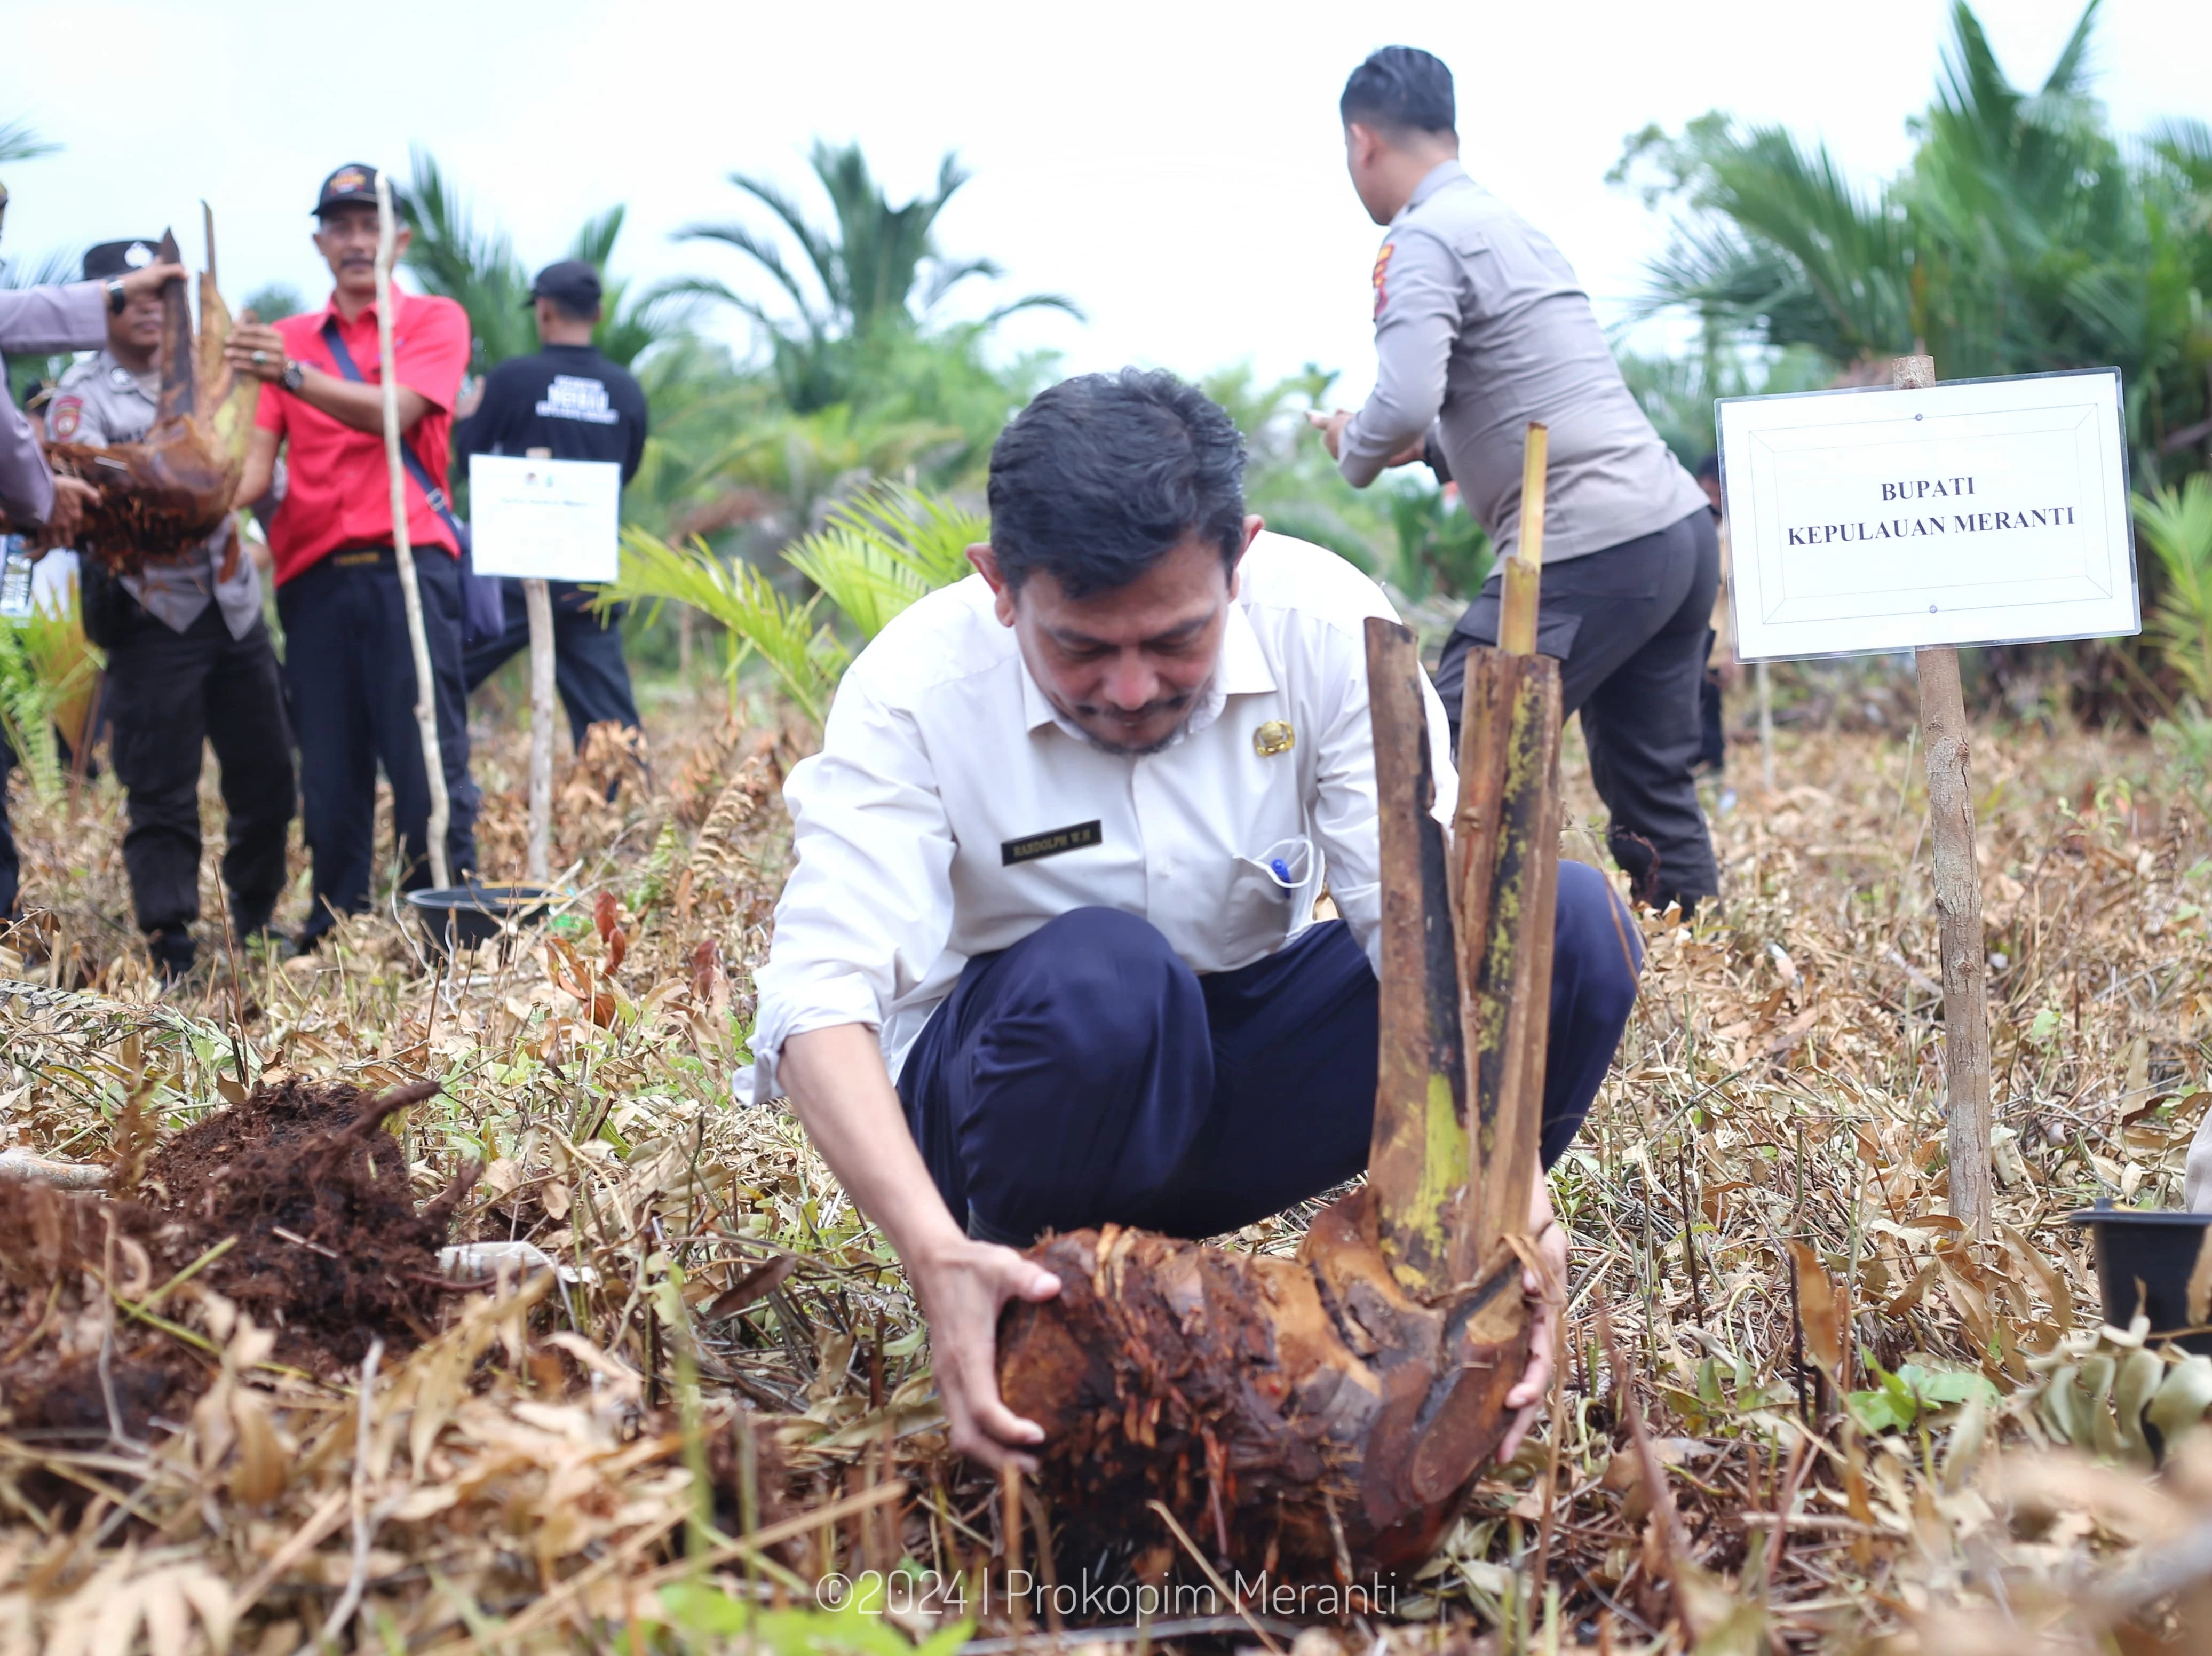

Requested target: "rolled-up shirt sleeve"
[
  {"left": 1307, "top": 603, "right": 1460, "bottom": 978},
  {"left": 748, "top": 658, "right": 958, "bottom": 1102},
  {"left": 1339, "top": 228, "right": 1460, "bottom": 489}
]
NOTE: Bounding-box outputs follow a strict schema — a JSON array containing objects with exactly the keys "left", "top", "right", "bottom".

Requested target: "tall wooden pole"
[
  {"left": 525, "top": 576, "right": 555, "bottom": 881},
  {"left": 1895, "top": 354, "right": 1993, "bottom": 1237},
  {"left": 1363, "top": 616, "right": 1468, "bottom": 1297},
  {"left": 1457, "top": 423, "right": 1562, "bottom": 1280},
  {"left": 375, "top": 174, "right": 453, "bottom": 890}
]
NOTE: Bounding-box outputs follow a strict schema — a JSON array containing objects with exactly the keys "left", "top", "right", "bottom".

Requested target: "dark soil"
[
  {"left": 0, "top": 1072, "right": 477, "bottom": 1462},
  {"left": 142, "top": 1070, "right": 478, "bottom": 1370}
]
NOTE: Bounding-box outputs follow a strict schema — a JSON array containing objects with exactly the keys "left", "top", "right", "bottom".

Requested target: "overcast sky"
[{"left": 5, "top": 1, "right": 2206, "bottom": 409}]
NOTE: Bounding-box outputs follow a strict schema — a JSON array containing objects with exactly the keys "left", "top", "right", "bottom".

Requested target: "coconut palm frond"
[
  {"left": 611, "top": 529, "right": 845, "bottom": 726},
  {"left": 2136, "top": 478, "right": 2212, "bottom": 705},
  {"left": 782, "top": 484, "right": 984, "bottom": 641}
]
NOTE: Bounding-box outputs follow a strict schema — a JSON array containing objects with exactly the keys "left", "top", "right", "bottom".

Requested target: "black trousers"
[
  {"left": 898, "top": 864, "right": 1642, "bottom": 1245},
  {"left": 276, "top": 548, "right": 479, "bottom": 942},
  {"left": 1437, "top": 509, "right": 1722, "bottom": 909},
  {"left": 462, "top": 579, "right": 640, "bottom": 748},
  {"left": 103, "top": 601, "right": 295, "bottom": 950}
]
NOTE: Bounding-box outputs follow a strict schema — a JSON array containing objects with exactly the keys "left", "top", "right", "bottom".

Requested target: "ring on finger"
[{"left": 251, "top": 350, "right": 269, "bottom": 364}]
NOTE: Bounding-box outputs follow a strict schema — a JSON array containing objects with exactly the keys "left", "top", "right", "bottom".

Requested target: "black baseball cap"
[
  {"left": 526, "top": 259, "right": 604, "bottom": 312},
  {"left": 84, "top": 239, "right": 161, "bottom": 282},
  {"left": 313, "top": 162, "right": 391, "bottom": 218}
]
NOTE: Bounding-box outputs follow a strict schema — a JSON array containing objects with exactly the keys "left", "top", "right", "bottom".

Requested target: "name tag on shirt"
[{"left": 1001, "top": 820, "right": 1102, "bottom": 867}]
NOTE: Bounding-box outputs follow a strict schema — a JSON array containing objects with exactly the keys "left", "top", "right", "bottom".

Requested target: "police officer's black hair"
[
  {"left": 987, "top": 369, "right": 1247, "bottom": 600},
  {"left": 1340, "top": 46, "right": 1457, "bottom": 138}
]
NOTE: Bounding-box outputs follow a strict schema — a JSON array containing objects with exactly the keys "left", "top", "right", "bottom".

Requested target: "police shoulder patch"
[
  {"left": 1371, "top": 242, "right": 1396, "bottom": 320},
  {"left": 49, "top": 397, "right": 82, "bottom": 440}
]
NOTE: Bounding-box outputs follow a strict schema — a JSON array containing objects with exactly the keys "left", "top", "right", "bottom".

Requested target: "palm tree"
[
  {"left": 1620, "top": 0, "right": 2212, "bottom": 485},
  {"left": 673, "top": 141, "right": 1081, "bottom": 412},
  {"left": 401, "top": 148, "right": 685, "bottom": 373}
]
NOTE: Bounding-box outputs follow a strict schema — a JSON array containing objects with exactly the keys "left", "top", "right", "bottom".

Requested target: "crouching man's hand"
[
  {"left": 910, "top": 1237, "right": 1061, "bottom": 1471},
  {"left": 776, "top": 1023, "right": 1063, "bottom": 1473},
  {"left": 1495, "top": 1176, "right": 1568, "bottom": 1464}
]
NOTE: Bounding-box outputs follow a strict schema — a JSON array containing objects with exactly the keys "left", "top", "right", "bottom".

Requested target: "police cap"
[{"left": 84, "top": 240, "right": 160, "bottom": 282}]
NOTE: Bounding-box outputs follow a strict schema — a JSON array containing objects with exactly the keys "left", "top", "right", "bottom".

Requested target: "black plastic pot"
[
  {"left": 405, "top": 883, "right": 556, "bottom": 956},
  {"left": 2066, "top": 1206, "right": 2212, "bottom": 1356}
]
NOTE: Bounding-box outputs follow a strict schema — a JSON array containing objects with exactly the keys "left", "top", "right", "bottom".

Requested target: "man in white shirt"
[{"left": 755, "top": 370, "right": 1641, "bottom": 1473}]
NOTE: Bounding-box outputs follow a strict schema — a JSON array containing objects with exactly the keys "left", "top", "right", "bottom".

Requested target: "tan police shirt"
[{"left": 1339, "top": 161, "right": 1707, "bottom": 564}]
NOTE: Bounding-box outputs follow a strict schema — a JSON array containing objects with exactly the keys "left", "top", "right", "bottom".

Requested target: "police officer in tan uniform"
[
  {"left": 1314, "top": 47, "right": 1721, "bottom": 914},
  {"left": 48, "top": 241, "right": 294, "bottom": 979}
]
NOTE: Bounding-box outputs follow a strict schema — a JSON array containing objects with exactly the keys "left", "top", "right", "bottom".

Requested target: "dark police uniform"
[
  {"left": 453, "top": 262, "right": 647, "bottom": 747},
  {"left": 49, "top": 241, "right": 295, "bottom": 976}
]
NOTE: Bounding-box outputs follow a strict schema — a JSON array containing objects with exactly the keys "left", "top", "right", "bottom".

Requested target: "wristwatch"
[
  {"left": 105, "top": 279, "right": 126, "bottom": 316},
  {"left": 280, "top": 359, "right": 306, "bottom": 393}
]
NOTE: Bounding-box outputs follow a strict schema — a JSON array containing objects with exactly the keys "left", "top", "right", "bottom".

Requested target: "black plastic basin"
[
  {"left": 2067, "top": 1206, "right": 2212, "bottom": 1356},
  {"left": 406, "top": 883, "right": 556, "bottom": 955}
]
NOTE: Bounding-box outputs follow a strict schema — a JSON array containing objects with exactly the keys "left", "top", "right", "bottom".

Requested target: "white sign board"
[
  {"left": 1717, "top": 368, "right": 2136, "bottom": 661},
  {"left": 467, "top": 455, "right": 621, "bottom": 582}
]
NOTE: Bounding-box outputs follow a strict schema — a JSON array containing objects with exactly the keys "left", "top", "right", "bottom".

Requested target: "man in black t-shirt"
[{"left": 453, "top": 260, "right": 649, "bottom": 746}]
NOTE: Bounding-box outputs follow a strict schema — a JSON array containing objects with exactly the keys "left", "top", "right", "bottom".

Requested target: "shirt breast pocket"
[{"left": 1219, "top": 835, "right": 1316, "bottom": 963}]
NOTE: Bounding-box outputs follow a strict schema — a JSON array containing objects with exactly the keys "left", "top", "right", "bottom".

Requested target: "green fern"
[
  {"left": 607, "top": 484, "right": 982, "bottom": 727},
  {"left": 0, "top": 592, "right": 99, "bottom": 803},
  {"left": 613, "top": 527, "right": 847, "bottom": 726},
  {"left": 782, "top": 484, "right": 984, "bottom": 641},
  {"left": 2135, "top": 478, "right": 2212, "bottom": 705}
]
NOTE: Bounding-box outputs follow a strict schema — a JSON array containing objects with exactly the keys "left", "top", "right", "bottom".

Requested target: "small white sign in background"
[
  {"left": 468, "top": 455, "right": 621, "bottom": 583},
  {"left": 1718, "top": 368, "right": 2137, "bottom": 661}
]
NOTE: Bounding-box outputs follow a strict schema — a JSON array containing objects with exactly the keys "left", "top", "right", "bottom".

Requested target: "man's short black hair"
[
  {"left": 1340, "top": 46, "right": 1456, "bottom": 137},
  {"left": 987, "top": 369, "right": 1247, "bottom": 600},
  {"left": 1695, "top": 453, "right": 1722, "bottom": 484}
]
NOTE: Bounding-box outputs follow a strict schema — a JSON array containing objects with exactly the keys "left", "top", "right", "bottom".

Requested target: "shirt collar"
[
  {"left": 321, "top": 289, "right": 398, "bottom": 327},
  {"left": 1019, "top": 595, "right": 1277, "bottom": 746},
  {"left": 1404, "top": 157, "right": 1469, "bottom": 217}
]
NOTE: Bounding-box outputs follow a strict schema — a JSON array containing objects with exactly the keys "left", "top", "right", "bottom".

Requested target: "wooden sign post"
[
  {"left": 1893, "top": 355, "right": 1994, "bottom": 1237},
  {"left": 1717, "top": 360, "right": 2139, "bottom": 1242},
  {"left": 524, "top": 576, "right": 556, "bottom": 881},
  {"left": 467, "top": 450, "right": 622, "bottom": 885}
]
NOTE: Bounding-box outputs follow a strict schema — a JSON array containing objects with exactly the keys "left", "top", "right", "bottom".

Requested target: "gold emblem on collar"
[{"left": 1253, "top": 719, "right": 1294, "bottom": 757}]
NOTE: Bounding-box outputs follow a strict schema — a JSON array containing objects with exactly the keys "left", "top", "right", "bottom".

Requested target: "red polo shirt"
[{"left": 255, "top": 289, "right": 472, "bottom": 585}]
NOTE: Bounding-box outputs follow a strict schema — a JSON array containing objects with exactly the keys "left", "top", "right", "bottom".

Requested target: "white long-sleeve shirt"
[{"left": 746, "top": 532, "right": 1455, "bottom": 1102}]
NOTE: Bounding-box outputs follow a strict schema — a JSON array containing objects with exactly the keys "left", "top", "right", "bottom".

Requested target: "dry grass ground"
[{"left": 1, "top": 667, "right": 2209, "bottom": 1654}]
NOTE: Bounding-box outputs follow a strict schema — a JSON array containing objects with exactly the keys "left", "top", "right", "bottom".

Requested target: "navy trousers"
[
  {"left": 276, "top": 548, "right": 480, "bottom": 944},
  {"left": 898, "top": 859, "right": 1643, "bottom": 1245},
  {"left": 462, "top": 579, "right": 640, "bottom": 748}
]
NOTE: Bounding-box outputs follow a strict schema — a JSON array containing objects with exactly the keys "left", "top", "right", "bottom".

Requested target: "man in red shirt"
[{"left": 227, "top": 163, "right": 480, "bottom": 949}]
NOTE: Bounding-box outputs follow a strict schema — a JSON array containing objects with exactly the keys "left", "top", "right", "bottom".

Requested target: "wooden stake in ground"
[
  {"left": 1455, "top": 424, "right": 1564, "bottom": 1281},
  {"left": 1363, "top": 615, "right": 1468, "bottom": 1296},
  {"left": 374, "top": 173, "right": 452, "bottom": 890},
  {"left": 519, "top": 442, "right": 558, "bottom": 884},
  {"left": 1894, "top": 353, "right": 1993, "bottom": 1237}
]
